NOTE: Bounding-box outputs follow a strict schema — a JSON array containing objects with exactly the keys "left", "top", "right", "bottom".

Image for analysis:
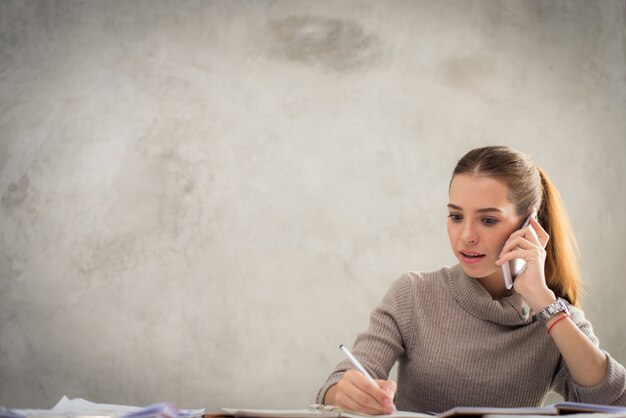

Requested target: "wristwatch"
[{"left": 536, "top": 297, "right": 570, "bottom": 323}]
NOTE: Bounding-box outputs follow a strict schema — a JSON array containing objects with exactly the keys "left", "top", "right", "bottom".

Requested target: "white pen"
[
  {"left": 339, "top": 344, "right": 378, "bottom": 385},
  {"left": 339, "top": 344, "right": 397, "bottom": 411}
]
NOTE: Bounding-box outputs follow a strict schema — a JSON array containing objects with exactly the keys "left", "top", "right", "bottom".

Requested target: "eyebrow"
[{"left": 447, "top": 204, "right": 505, "bottom": 214}]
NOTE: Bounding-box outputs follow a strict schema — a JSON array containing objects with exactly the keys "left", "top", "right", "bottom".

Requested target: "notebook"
[
  {"left": 438, "top": 402, "right": 626, "bottom": 417},
  {"left": 215, "top": 402, "right": 626, "bottom": 418},
  {"left": 219, "top": 404, "right": 429, "bottom": 418}
]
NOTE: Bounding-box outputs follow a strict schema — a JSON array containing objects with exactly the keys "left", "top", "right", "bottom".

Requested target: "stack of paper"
[{"left": 0, "top": 396, "right": 204, "bottom": 418}]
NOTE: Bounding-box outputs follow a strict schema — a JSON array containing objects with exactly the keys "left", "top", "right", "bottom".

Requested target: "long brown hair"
[{"left": 452, "top": 146, "right": 582, "bottom": 306}]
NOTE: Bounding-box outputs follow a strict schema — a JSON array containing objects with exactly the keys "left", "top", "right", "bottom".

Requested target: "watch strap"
[{"left": 536, "top": 297, "right": 570, "bottom": 323}]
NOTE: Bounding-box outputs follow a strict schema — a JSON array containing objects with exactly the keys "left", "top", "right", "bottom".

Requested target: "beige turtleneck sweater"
[{"left": 316, "top": 265, "right": 626, "bottom": 412}]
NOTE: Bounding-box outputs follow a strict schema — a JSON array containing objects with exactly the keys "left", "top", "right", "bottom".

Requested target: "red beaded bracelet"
[{"left": 547, "top": 314, "right": 570, "bottom": 335}]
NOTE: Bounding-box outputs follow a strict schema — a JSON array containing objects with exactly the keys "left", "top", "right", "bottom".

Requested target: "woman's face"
[{"left": 447, "top": 173, "right": 524, "bottom": 280}]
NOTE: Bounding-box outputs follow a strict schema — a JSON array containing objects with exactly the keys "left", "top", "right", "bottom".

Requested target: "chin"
[{"left": 459, "top": 261, "right": 498, "bottom": 279}]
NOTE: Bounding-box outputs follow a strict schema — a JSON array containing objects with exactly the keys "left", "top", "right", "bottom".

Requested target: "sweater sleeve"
[
  {"left": 315, "top": 274, "right": 416, "bottom": 404},
  {"left": 551, "top": 306, "right": 626, "bottom": 405}
]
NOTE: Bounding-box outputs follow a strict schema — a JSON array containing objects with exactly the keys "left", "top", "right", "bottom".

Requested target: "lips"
[{"left": 459, "top": 250, "right": 486, "bottom": 264}]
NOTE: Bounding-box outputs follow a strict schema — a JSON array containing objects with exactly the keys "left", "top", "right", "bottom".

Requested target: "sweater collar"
[{"left": 446, "top": 264, "right": 533, "bottom": 325}]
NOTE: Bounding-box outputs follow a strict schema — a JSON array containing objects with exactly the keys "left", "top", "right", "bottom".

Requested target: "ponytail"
[{"left": 537, "top": 168, "right": 583, "bottom": 307}]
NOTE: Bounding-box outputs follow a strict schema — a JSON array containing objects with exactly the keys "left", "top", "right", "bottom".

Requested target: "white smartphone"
[{"left": 502, "top": 210, "right": 538, "bottom": 289}]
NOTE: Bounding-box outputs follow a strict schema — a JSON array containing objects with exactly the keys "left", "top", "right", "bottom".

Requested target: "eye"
[
  {"left": 448, "top": 213, "right": 462, "bottom": 222},
  {"left": 481, "top": 217, "right": 499, "bottom": 226}
]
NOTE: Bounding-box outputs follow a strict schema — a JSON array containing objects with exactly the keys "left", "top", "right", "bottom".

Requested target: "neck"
[{"left": 475, "top": 269, "right": 511, "bottom": 300}]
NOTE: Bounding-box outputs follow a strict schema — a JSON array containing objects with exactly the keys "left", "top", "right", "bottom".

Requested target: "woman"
[{"left": 316, "top": 146, "right": 626, "bottom": 414}]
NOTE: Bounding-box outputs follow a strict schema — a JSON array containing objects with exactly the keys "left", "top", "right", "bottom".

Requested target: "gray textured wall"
[{"left": 1, "top": 0, "right": 625, "bottom": 412}]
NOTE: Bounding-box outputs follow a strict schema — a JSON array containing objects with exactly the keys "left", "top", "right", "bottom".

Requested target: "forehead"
[{"left": 449, "top": 174, "right": 514, "bottom": 211}]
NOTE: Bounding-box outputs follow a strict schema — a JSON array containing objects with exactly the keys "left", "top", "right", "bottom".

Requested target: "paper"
[
  {"left": 220, "top": 402, "right": 626, "bottom": 418},
  {"left": 220, "top": 407, "right": 431, "bottom": 418},
  {"left": 1, "top": 397, "right": 204, "bottom": 418},
  {"left": 438, "top": 402, "right": 626, "bottom": 417},
  {"left": 51, "top": 396, "right": 141, "bottom": 416},
  {"left": 484, "top": 415, "right": 626, "bottom": 418}
]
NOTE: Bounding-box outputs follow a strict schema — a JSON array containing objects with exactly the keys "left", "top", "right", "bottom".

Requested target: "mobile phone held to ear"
[{"left": 502, "top": 210, "right": 538, "bottom": 289}]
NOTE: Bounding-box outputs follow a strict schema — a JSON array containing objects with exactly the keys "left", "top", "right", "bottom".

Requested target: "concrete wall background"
[{"left": 1, "top": 0, "right": 625, "bottom": 411}]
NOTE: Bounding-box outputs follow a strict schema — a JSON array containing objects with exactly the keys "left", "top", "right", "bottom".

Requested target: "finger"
[
  {"left": 341, "top": 382, "right": 393, "bottom": 415},
  {"left": 343, "top": 395, "right": 389, "bottom": 415},
  {"left": 378, "top": 380, "right": 397, "bottom": 411},
  {"left": 529, "top": 216, "right": 549, "bottom": 248},
  {"left": 496, "top": 248, "right": 541, "bottom": 265},
  {"left": 500, "top": 236, "right": 538, "bottom": 257},
  {"left": 352, "top": 377, "right": 393, "bottom": 410},
  {"left": 338, "top": 391, "right": 389, "bottom": 415},
  {"left": 337, "top": 376, "right": 384, "bottom": 414},
  {"left": 345, "top": 370, "right": 391, "bottom": 411},
  {"left": 526, "top": 223, "right": 540, "bottom": 247},
  {"left": 518, "top": 218, "right": 541, "bottom": 245},
  {"left": 501, "top": 227, "right": 534, "bottom": 254},
  {"left": 505, "top": 227, "right": 528, "bottom": 243},
  {"left": 378, "top": 380, "right": 397, "bottom": 399}
]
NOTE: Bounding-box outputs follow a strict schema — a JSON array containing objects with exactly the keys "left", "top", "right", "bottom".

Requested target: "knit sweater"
[{"left": 316, "top": 264, "right": 626, "bottom": 412}]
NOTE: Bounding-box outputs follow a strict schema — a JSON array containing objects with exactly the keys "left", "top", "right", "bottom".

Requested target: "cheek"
[
  {"left": 446, "top": 221, "right": 457, "bottom": 242},
  {"left": 486, "top": 229, "right": 512, "bottom": 251}
]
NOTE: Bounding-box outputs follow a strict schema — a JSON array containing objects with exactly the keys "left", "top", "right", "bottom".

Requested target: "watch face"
[{"left": 539, "top": 298, "right": 568, "bottom": 322}]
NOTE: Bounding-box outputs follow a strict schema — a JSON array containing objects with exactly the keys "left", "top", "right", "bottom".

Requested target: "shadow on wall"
[{"left": 267, "top": 15, "right": 383, "bottom": 72}]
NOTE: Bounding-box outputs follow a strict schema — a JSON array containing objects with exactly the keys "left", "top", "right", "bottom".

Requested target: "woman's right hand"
[{"left": 324, "top": 369, "right": 397, "bottom": 415}]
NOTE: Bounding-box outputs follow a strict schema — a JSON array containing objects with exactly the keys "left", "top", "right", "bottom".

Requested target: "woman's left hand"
[{"left": 496, "top": 215, "right": 556, "bottom": 311}]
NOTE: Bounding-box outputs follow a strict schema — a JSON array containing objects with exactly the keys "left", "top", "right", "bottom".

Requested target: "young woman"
[{"left": 316, "top": 146, "right": 626, "bottom": 414}]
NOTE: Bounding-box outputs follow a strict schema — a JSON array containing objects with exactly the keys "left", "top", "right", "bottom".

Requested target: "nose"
[{"left": 460, "top": 220, "right": 478, "bottom": 244}]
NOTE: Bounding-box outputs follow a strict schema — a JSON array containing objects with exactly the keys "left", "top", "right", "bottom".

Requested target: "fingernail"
[{"left": 495, "top": 258, "right": 504, "bottom": 265}]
